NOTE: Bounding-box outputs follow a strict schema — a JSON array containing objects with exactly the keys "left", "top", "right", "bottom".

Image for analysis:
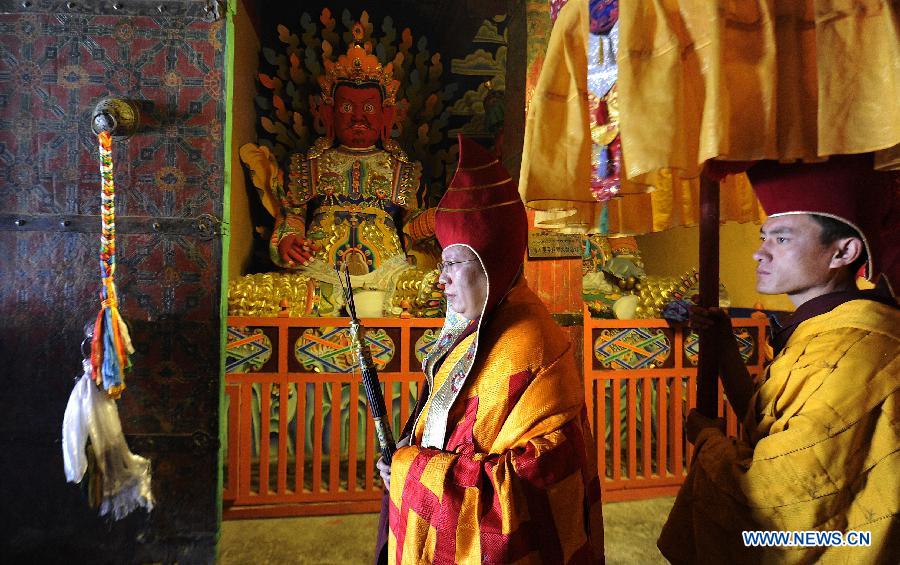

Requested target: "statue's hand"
[{"left": 278, "top": 234, "right": 319, "bottom": 268}]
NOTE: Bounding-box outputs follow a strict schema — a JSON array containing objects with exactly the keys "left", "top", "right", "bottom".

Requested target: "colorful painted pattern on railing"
[
  {"left": 683, "top": 328, "right": 756, "bottom": 366},
  {"left": 293, "top": 327, "right": 396, "bottom": 373},
  {"left": 594, "top": 327, "right": 672, "bottom": 369},
  {"left": 226, "top": 327, "right": 274, "bottom": 373}
]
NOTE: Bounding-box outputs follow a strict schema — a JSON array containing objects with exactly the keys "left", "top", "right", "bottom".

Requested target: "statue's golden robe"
[
  {"left": 659, "top": 299, "right": 900, "bottom": 564},
  {"left": 388, "top": 280, "right": 605, "bottom": 564},
  {"left": 278, "top": 139, "right": 421, "bottom": 279}
]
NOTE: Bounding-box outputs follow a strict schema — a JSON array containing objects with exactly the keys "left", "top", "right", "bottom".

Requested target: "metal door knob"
[{"left": 91, "top": 97, "right": 140, "bottom": 138}]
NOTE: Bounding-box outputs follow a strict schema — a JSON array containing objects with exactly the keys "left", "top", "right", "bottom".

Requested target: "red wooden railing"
[
  {"left": 223, "top": 311, "right": 768, "bottom": 517},
  {"left": 223, "top": 316, "right": 442, "bottom": 519},
  {"left": 582, "top": 306, "right": 769, "bottom": 501}
]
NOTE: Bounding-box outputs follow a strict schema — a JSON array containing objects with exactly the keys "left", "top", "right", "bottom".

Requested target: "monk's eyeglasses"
[{"left": 437, "top": 259, "right": 477, "bottom": 271}]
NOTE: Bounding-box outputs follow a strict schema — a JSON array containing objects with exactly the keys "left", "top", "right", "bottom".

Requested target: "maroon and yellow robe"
[{"left": 388, "top": 280, "right": 605, "bottom": 564}]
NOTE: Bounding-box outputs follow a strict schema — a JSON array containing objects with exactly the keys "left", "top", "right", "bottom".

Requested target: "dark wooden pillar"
[{"left": 697, "top": 176, "right": 720, "bottom": 417}]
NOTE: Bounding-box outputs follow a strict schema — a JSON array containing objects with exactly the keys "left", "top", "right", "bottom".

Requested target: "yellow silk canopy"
[{"left": 519, "top": 0, "right": 900, "bottom": 235}]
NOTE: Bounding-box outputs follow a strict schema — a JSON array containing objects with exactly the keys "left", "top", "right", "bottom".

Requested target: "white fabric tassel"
[
  {"left": 62, "top": 370, "right": 91, "bottom": 483},
  {"left": 62, "top": 359, "right": 154, "bottom": 520}
]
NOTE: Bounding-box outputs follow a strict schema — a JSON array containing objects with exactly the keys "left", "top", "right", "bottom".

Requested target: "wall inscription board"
[{"left": 527, "top": 231, "right": 583, "bottom": 258}]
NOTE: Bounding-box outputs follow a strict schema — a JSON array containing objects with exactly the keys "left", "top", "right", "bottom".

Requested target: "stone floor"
[{"left": 219, "top": 496, "right": 675, "bottom": 564}]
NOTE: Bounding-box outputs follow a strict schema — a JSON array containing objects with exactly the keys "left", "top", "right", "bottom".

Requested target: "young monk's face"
[
  {"left": 752, "top": 214, "right": 851, "bottom": 306},
  {"left": 438, "top": 244, "right": 488, "bottom": 320}
]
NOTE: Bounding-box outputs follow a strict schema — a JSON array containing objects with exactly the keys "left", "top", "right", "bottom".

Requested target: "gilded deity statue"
[{"left": 237, "top": 33, "right": 442, "bottom": 318}]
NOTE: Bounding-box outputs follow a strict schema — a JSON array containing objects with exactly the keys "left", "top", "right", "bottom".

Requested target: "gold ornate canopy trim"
[
  {"left": 446, "top": 177, "right": 513, "bottom": 191},
  {"left": 437, "top": 199, "right": 522, "bottom": 213}
]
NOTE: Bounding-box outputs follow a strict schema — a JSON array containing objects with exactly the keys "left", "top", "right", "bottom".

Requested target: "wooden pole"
[{"left": 697, "top": 176, "right": 720, "bottom": 418}]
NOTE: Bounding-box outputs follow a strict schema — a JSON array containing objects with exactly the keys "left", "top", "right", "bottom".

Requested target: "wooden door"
[{"left": 0, "top": 1, "right": 226, "bottom": 561}]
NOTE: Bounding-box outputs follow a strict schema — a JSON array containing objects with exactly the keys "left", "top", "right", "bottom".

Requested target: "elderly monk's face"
[
  {"left": 752, "top": 214, "right": 852, "bottom": 306},
  {"left": 438, "top": 244, "right": 488, "bottom": 320}
]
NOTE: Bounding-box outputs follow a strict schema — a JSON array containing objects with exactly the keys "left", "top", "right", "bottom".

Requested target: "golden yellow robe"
[
  {"left": 618, "top": 1, "right": 900, "bottom": 180},
  {"left": 388, "top": 281, "right": 605, "bottom": 564},
  {"left": 659, "top": 299, "right": 900, "bottom": 563},
  {"left": 519, "top": 0, "right": 763, "bottom": 236}
]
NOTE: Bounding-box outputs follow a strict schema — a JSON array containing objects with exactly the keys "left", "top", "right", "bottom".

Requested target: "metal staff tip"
[{"left": 334, "top": 262, "right": 358, "bottom": 319}]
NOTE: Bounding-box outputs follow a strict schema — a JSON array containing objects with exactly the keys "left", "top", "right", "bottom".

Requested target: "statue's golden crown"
[{"left": 318, "top": 24, "right": 400, "bottom": 106}]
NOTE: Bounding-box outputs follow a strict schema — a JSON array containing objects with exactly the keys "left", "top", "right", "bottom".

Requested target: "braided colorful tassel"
[{"left": 91, "top": 131, "right": 134, "bottom": 398}]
